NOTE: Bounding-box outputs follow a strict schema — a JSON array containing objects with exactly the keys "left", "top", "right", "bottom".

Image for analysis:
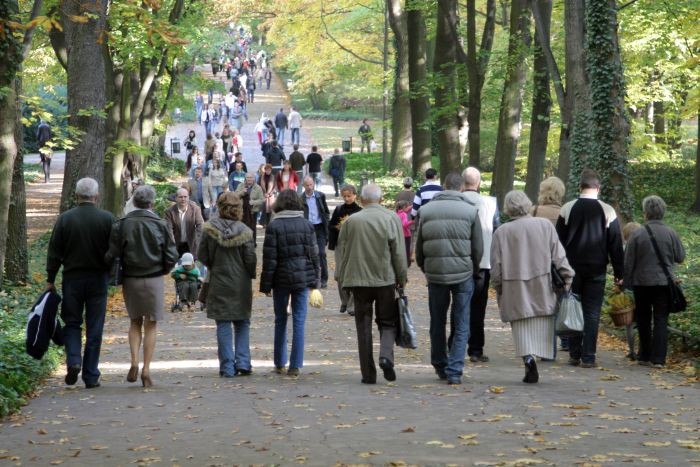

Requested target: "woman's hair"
[
  {"left": 273, "top": 189, "right": 304, "bottom": 212},
  {"left": 340, "top": 184, "right": 357, "bottom": 195},
  {"left": 212, "top": 158, "right": 221, "bottom": 169},
  {"left": 132, "top": 185, "right": 156, "bottom": 209},
  {"left": 264, "top": 163, "right": 272, "bottom": 170},
  {"left": 642, "top": 195, "right": 666, "bottom": 221},
  {"left": 503, "top": 190, "right": 533, "bottom": 218},
  {"left": 537, "top": 176, "right": 566, "bottom": 206},
  {"left": 622, "top": 221, "right": 642, "bottom": 242},
  {"left": 217, "top": 192, "right": 243, "bottom": 220},
  {"left": 396, "top": 200, "right": 410, "bottom": 211}
]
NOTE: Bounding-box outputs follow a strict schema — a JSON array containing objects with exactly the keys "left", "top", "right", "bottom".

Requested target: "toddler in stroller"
[{"left": 171, "top": 253, "right": 200, "bottom": 311}]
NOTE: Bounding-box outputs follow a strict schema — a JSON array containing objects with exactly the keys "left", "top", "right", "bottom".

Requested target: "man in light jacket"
[
  {"left": 337, "top": 184, "right": 407, "bottom": 384},
  {"left": 415, "top": 173, "right": 483, "bottom": 385}
]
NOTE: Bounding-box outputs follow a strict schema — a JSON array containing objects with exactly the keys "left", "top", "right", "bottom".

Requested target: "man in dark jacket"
[
  {"left": 415, "top": 173, "right": 483, "bottom": 385},
  {"left": 46, "top": 178, "right": 116, "bottom": 388},
  {"left": 301, "top": 176, "right": 330, "bottom": 288},
  {"left": 36, "top": 120, "right": 52, "bottom": 183},
  {"left": 556, "top": 169, "right": 624, "bottom": 368},
  {"left": 328, "top": 149, "right": 346, "bottom": 197},
  {"left": 306, "top": 146, "right": 323, "bottom": 189},
  {"left": 289, "top": 144, "right": 306, "bottom": 194},
  {"left": 274, "top": 108, "right": 288, "bottom": 147},
  {"left": 265, "top": 140, "right": 286, "bottom": 175}
]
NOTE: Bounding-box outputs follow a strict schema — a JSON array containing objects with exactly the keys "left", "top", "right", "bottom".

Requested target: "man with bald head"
[{"left": 165, "top": 187, "right": 204, "bottom": 258}]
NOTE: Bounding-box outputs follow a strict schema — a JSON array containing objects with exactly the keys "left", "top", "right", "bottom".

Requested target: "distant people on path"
[
  {"left": 328, "top": 148, "right": 346, "bottom": 197},
  {"left": 264, "top": 67, "right": 272, "bottom": 89},
  {"left": 337, "top": 184, "right": 407, "bottom": 384},
  {"left": 198, "top": 192, "right": 257, "bottom": 378},
  {"left": 246, "top": 76, "right": 256, "bottom": 103},
  {"left": 492, "top": 190, "right": 574, "bottom": 383},
  {"left": 358, "top": 119, "right": 373, "bottom": 154},
  {"left": 194, "top": 92, "right": 204, "bottom": 123},
  {"left": 274, "top": 108, "right": 288, "bottom": 147},
  {"left": 288, "top": 107, "right": 302, "bottom": 145},
  {"left": 46, "top": 178, "right": 116, "bottom": 389},
  {"left": 301, "top": 176, "right": 330, "bottom": 289},
  {"left": 260, "top": 189, "right": 321, "bottom": 377},
  {"left": 107, "top": 185, "right": 178, "bottom": 388},
  {"left": 229, "top": 101, "right": 247, "bottom": 132},
  {"left": 259, "top": 164, "right": 277, "bottom": 226},
  {"left": 306, "top": 146, "right": 323, "bottom": 189},
  {"left": 36, "top": 120, "right": 52, "bottom": 183},
  {"left": 411, "top": 168, "right": 443, "bottom": 217},
  {"left": 460, "top": 167, "right": 499, "bottom": 364},
  {"left": 289, "top": 144, "right": 306, "bottom": 194},
  {"left": 236, "top": 173, "right": 265, "bottom": 246},
  {"left": 395, "top": 177, "right": 414, "bottom": 205},
  {"left": 328, "top": 184, "right": 362, "bottom": 315},
  {"left": 165, "top": 187, "right": 204, "bottom": 258},
  {"left": 556, "top": 169, "right": 624, "bottom": 368},
  {"left": 415, "top": 173, "right": 483, "bottom": 385},
  {"left": 187, "top": 167, "right": 210, "bottom": 220},
  {"left": 624, "top": 196, "right": 685, "bottom": 368}
]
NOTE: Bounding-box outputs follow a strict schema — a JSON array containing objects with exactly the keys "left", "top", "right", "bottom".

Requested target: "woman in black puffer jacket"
[{"left": 261, "top": 189, "right": 321, "bottom": 376}]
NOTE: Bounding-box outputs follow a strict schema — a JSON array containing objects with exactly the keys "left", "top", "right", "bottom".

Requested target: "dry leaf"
[
  {"left": 642, "top": 441, "right": 671, "bottom": 447},
  {"left": 90, "top": 445, "right": 109, "bottom": 450},
  {"left": 401, "top": 426, "right": 415, "bottom": 433},
  {"left": 488, "top": 386, "right": 505, "bottom": 394},
  {"left": 37, "top": 428, "right": 48, "bottom": 435},
  {"left": 458, "top": 434, "right": 478, "bottom": 440}
]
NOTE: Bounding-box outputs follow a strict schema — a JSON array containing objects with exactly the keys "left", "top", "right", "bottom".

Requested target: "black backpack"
[{"left": 26, "top": 290, "right": 64, "bottom": 360}]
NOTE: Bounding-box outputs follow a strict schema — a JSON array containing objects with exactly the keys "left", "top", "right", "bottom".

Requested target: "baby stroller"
[{"left": 170, "top": 254, "right": 206, "bottom": 312}]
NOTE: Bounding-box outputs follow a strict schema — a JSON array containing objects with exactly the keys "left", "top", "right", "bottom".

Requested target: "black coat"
[
  {"left": 260, "top": 211, "right": 320, "bottom": 293},
  {"left": 328, "top": 202, "right": 362, "bottom": 250},
  {"left": 301, "top": 191, "right": 330, "bottom": 237}
]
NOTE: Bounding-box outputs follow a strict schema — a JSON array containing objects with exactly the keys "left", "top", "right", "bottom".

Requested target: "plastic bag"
[
  {"left": 395, "top": 289, "right": 417, "bottom": 349},
  {"left": 308, "top": 289, "right": 323, "bottom": 308},
  {"left": 555, "top": 292, "right": 584, "bottom": 333}
]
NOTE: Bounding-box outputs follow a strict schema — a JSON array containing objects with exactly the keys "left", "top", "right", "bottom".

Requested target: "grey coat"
[
  {"left": 624, "top": 220, "right": 685, "bottom": 287},
  {"left": 415, "top": 191, "right": 484, "bottom": 285},
  {"left": 197, "top": 218, "right": 256, "bottom": 321}
]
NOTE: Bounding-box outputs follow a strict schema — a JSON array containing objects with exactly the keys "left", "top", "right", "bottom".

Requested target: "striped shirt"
[{"left": 411, "top": 180, "right": 443, "bottom": 217}]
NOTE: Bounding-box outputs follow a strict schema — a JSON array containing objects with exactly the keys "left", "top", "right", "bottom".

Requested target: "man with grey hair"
[
  {"left": 46, "top": 177, "right": 116, "bottom": 388},
  {"left": 457, "top": 166, "right": 500, "bottom": 363},
  {"left": 416, "top": 173, "right": 483, "bottom": 385},
  {"left": 337, "top": 184, "right": 407, "bottom": 384}
]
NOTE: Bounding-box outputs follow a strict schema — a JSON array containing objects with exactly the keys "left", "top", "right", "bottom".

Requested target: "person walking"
[
  {"left": 194, "top": 92, "right": 204, "bottom": 123},
  {"left": 260, "top": 189, "right": 321, "bottom": 377},
  {"left": 164, "top": 188, "right": 204, "bottom": 258},
  {"left": 358, "top": 119, "right": 373, "bottom": 154},
  {"left": 337, "top": 184, "right": 407, "bottom": 384},
  {"left": 106, "top": 185, "right": 179, "bottom": 388},
  {"left": 289, "top": 144, "right": 306, "bottom": 194},
  {"left": 491, "top": 190, "right": 574, "bottom": 383},
  {"left": 198, "top": 192, "right": 257, "bottom": 377},
  {"left": 460, "top": 167, "right": 500, "bottom": 363},
  {"left": 328, "top": 184, "right": 362, "bottom": 315},
  {"left": 395, "top": 177, "right": 414, "bottom": 205},
  {"left": 36, "top": 120, "right": 52, "bottom": 183},
  {"left": 46, "top": 178, "right": 116, "bottom": 389},
  {"left": 274, "top": 108, "right": 288, "bottom": 147},
  {"left": 301, "top": 176, "right": 330, "bottom": 288},
  {"left": 236, "top": 173, "right": 265, "bottom": 246},
  {"left": 557, "top": 169, "right": 624, "bottom": 368},
  {"left": 288, "top": 107, "right": 302, "bottom": 145},
  {"left": 624, "top": 195, "right": 685, "bottom": 368},
  {"left": 306, "top": 146, "right": 323, "bottom": 189},
  {"left": 328, "top": 148, "right": 346, "bottom": 197},
  {"left": 415, "top": 173, "right": 484, "bottom": 385},
  {"left": 411, "top": 168, "right": 443, "bottom": 217}
]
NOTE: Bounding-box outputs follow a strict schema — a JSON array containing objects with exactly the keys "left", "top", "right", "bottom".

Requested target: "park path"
[{"left": 5, "top": 74, "right": 699, "bottom": 466}]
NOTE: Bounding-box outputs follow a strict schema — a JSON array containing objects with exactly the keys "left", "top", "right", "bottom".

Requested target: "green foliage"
[
  {"left": 0, "top": 1, "right": 23, "bottom": 90},
  {"left": 145, "top": 152, "right": 184, "bottom": 216},
  {"left": 23, "top": 162, "right": 42, "bottom": 183},
  {"left": 21, "top": 86, "right": 68, "bottom": 153}
]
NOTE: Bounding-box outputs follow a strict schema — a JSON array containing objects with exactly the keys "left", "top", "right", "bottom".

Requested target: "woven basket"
[{"left": 609, "top": 306, "right": 634, "bottom": 327}]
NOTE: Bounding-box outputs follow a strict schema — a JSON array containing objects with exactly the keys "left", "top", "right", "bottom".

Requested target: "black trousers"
[
  {"left": 633, "top": 285, "right": 670, "bottom": 364},
  {"left": 313, "top": 224, "right": 328, "bottom": 283},
  {"left": 350, "top": 286, "right": 397, "bottom": 383}
]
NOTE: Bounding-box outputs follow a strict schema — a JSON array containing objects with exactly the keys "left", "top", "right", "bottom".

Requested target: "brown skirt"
[{"left": 122, "top": 276, "right": 165, "bottom": 322}]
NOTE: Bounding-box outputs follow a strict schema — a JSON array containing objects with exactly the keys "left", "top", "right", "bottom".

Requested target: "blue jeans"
[
  {"left": 428, "top": 279, "right": 474, "bottom": 379},
  {"left": 291, "top": 128, "right": 300, "bottom": 145},
  {"left": 216, "top": 320, "right": 251, "bottom": 376},
  {"left": 61, "top": 274, "right": 108, "bottom": 385},
  {"left": 310, "top": 172, "right": 321, "bottom": 189},
  {"left": 273, "top": 288, "right": 309, "bottom": 369},
  {"left": 568, "top": 273, "right": 606, "bottom": 364},
  {"left": 276, "top": 127, "right": 286, "bottom": 146}
]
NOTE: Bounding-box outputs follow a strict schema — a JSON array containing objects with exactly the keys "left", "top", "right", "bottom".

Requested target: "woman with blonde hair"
[
  {"left": 530, "top": 176, "right": 566, "bottom": 225},
  {"left": 198, "top": 192, "right": 257, "bottom": 377}
]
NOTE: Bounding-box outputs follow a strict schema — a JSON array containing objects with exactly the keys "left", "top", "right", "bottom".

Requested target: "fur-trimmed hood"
[{"left": 203, "top": 218, "right": 252, "bottom": 247}]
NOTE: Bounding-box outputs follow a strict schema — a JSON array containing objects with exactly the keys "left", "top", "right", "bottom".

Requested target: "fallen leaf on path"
[
  {"left": 488, "top": 386, "right": 505, "bottom": 394},
  {"left": 358, "top": 451, "right": 382, "bottom": 458},
  {"left": 641, "top": 441, "right": 671, "bottom": 447},
  {"left": 600, "top": 374, "right": 622, "bottom": 381},
  {"left": 676, "top": 440, "right": 700, "bottom": 450},
  {"left": 90, "top": 445, "right": 109, "bottom": 450},
  {"left": 37, "top": 428, "right": 48, "bottom": 435},
  {"left": 400, "top": 426, "right": 415, "bottom": 433},
  {"left": 458, "top": 434, "right": 478, "bottom": 440}
]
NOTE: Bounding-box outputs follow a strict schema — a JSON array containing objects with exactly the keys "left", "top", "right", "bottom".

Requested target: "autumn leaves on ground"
[{"left": 2, "top": 166, "right": 699, "bottom": 466}]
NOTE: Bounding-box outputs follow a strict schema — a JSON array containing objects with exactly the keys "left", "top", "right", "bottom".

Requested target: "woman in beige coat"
[{"left": 491, "top": 191, "right": 574, "bottom": 383}]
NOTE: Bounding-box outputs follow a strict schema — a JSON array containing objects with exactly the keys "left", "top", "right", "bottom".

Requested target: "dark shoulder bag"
[
  {"left": 644, "top": 225, "right": 686, "bottom": 313},
  {"left": 109, "top": 220, "right": 126, "bottom": 286}
]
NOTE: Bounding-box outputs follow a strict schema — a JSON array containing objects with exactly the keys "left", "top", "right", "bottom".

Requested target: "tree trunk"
[
  {"left": 407, "top": 2, "right": 431, "bottom": 176},
  {"left": 525, "top": 0, "right": 552, "bottom": 202},
  {"left": 434, "top": 0, "right": 462, "bottom": 178},
  {"left": 491, "top": 0, "right": 531, "bottom": 206},
  {"left": 387, "top": 0, "right": 413, "bottom": 170},
  {"left": 585, "top": 0, "right": 633, "bottom": 221},
  {"left": 60, "top": 0, "right": 108, "bottom": 212},
  {"left": 692, "top": 106, "right": 700, "bottom": 213},
  {"left": 653, "top": 101, "right": 665, "bottom": 146},
  {"left": 467, "top": 0, "right": 496, "bottom": 169}
]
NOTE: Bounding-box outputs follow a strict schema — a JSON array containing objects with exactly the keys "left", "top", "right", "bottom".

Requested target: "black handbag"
[
  {"left": 551, "top": 263, "right": 566, "bottom": 292},
  {"left": 108, "top": 220, "right": 125, "bottom": 286},
  {"left": 644, "top": 225, "right": 686, "bottom": 313},
  {"left": 395, "top": 288, "right": 417, "bottom": 349}
]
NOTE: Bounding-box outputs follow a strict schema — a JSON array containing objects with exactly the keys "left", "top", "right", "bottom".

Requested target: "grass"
[{"left": 23, "top": 163, "right": 43, "bottom": 184}]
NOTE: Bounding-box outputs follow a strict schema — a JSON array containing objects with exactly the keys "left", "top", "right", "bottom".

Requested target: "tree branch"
[
  {"left": 617, "top": 0, "right": 640, "bottom": 11},
  {"left": 320, "top": 0, "right": 383, "bottom": 65},
  {"left": 21, "top": 0, "right": 43, "bottom": 60},
  {"left": 530, "top": 0, "right": 565, "bottom": 111}
]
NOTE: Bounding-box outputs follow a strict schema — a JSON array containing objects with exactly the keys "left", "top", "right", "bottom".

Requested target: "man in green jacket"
[
  {"left": 337, "top": 184, "right": 407, "bottom": 384},
  {"left": 415, "top": 173, "right": 484, "bottom": 385}
]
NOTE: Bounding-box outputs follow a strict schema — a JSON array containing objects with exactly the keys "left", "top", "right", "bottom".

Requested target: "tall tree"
[
  {"left": 491, "top": 0, "right": 530, "bottom": 205},
  {"left": 58, "top": 0, "right": 108, "bottom": 212},
  {"left": 524, "top": 0, "right": 551, "bottom": 202},
  {"left": 406, "top": 0, "right": 431, "bottom": 176},
  {"left": 433, "top": 0, "right": 462, "bottom": 178},
  {"left": 694, "top": 106, "right": 700, "bottom": 213},
  {"left": 582, "top": 0, "right": 633, "bottom": 220},
  {"left": 386, "top": 0, "right": 413, "bottom": 170},
  {"left": 466, "top": 0, "right": 496, "bottom": 168}
]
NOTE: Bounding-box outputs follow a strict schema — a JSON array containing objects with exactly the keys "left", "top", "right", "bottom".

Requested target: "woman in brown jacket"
[{"left": 491, "top": 191, "right": 574, "bottom": 384}]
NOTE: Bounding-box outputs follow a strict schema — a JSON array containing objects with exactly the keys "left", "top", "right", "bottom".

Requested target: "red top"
[{"left": 275, "top": 170, "right": 299, "bottom": 192}]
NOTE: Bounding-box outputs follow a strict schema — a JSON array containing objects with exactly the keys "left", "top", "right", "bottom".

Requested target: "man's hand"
[{"left": 45, "top": 282, "right": 55, "bottom": 292}]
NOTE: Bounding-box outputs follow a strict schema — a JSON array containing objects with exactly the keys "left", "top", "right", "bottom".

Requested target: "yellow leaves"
[
  {"left": 676, "top": 439, "right": 700, "bottom": 450},
  {"left": 600, "top": 374, "right": 622, "bottom": 381},
  {"left": 334, "top": 424, "right": 353, "bottom": 429},
  {"left": 641, "top": 441, "right": 671, "bottom": 447},
  {"left": 552, "top": 403, "right": 592, "bottom": 410},
  {"left": 67, "top": 15, "right": 89, "bottom": 24},
  {"left": 458, "top": 433, "right": 478, "bottom": 440},
  {"left": 425, "top": 440, "right": 455, "bottom": 448},
  {"left": 358, "top": 451, "right": 382, "bottom": 458},
  {"left": 488, "top": 386, "right": 505, "bottom": 394},
  {"left": 90, "top": 445, "right": 109, "bottom": 450},
  {"left": 6, "top": 16, "right": 62, "bottom": 32},
  {"left": 37, "top": 428, "right": 48, "bottom": 435}
]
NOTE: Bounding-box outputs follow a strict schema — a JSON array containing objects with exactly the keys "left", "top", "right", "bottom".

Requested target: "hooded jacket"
[{"left": 198, "top": 218, "right": 256, "bottom": 321}]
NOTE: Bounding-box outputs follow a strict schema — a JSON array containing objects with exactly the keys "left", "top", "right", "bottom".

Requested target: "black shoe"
[
  {"left": 320, "top": 282, "right": 328, "bottom": 289},
  {"left": 523, "top": 356, "right": 539, "bottom": 383},
  {"left": 361, "top": 378, "right": 376, "bottom": 384},
  {"left": 339, "top": 305, "right": 347, "bottom": 314},
  {"left": 568, "top": 358, "right": 581, "bottom": 366},
  {"left": 347, "top": 310, "right": 355, "bottom": 316},
  {"left": 65, "top": 365, "right": 80, "bottom": 385},
  {"left": 435, "top": 369, "right": 447, "bottom": 380},
  {"left": 447, "top": 377, "right": 461, "bottom": 385},
  {"left": 469, "top": 355, "right": 490, "bottom": 363},
  {"left": 85, "top": 381, "right": 101, "bottom": 389},
  {"left": 235, "top": 369, "right": 253, "bottom": 376},
  {"left": 379, "top": 357, "right": 396, "bottom": 382}
]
